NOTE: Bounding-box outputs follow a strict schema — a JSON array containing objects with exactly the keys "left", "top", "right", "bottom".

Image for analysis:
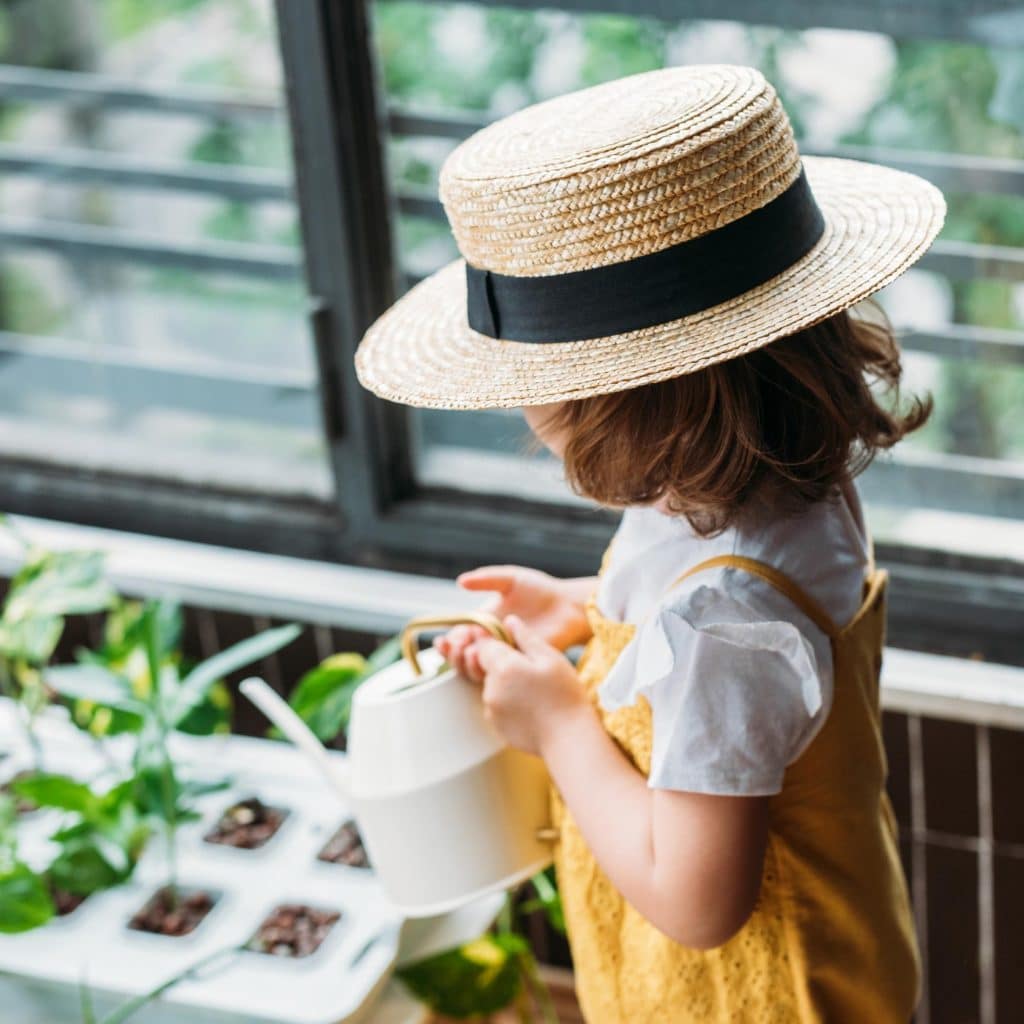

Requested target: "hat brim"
[{"left": 355, "top": 155, "right": 946, "bottom": 410}]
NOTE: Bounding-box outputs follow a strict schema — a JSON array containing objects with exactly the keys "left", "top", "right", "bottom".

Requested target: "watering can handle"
[
  {"left": 399, "top": 616, "right": 560, "bottom": 845},
  {"left": 401, "top": 612, "right": 515, "bottom": 677}
]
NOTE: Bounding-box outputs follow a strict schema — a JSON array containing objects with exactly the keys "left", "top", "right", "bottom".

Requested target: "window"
[
  {"left": 1, "top": 0, "right": 1022, "bottom": 660},
  {"left": 375, "top": 2, "right": 1024, "bottom": 555},
  {"left": 0, "top": 0, "right": 331, "bottom": 498}
]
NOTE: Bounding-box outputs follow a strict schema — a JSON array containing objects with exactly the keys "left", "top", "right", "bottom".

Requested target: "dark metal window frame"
[{"left": 1, "top": 0, "right": 1022, "bottom": 662}]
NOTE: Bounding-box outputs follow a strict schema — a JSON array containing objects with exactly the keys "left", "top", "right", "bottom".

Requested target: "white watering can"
[{"left": 241, "top": 612, "right": 559, "bottom": 918}]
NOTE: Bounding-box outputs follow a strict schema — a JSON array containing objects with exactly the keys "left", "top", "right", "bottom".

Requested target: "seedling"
[
  {"left": 395, "top": 882, "right": 560, "bottom": 1023},
  {"left": 0, "top": 518, "right": 115, "bottom": 768},
  {"left": 11, "top": 772, "right": 151, "bottom": 914},
  {"left": 47, "top": 600, "right": 301, "bottom": 908},
  {"left": 284, "top": 635, "right": 401, "bottom": 743},
  {"left": 0, "top": 792, "right": 54, "bottom": 933}
]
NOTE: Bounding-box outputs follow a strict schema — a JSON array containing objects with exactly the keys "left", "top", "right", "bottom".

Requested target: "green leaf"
[
  {"left": 0, "top": 616, "right": 63, "bottom": 664},
  {"left": 132, "top": 763, "right": 184, "bottom": 824},
  {"left": 395, "top": 933, "right": 525, "bottom": 1018},
  {"left": 174, "top": 680, "right": 232, "bottom": 738},
  {"left": 11, "top": 774, "right": 97, "bottom": 816},
  {"left": 520, "top": 868, "right": 565, "bottom": 934},
  {"left": 177, "top": 776, "right": 232, "bottom": 801},
  {"left": 4, "top": 549, "right": 113, "bottom": 621},
  {"left": 169, "top": 623, "right": 301, "bottom": 726},
  {"left": 46, "top": 664, "right": 148, "bottom": 715},
  {"left": 0, "top": 794, "right": 17, "bottom": 870},
  {"left": 72, "top": 700, "right": 145, "bottom": 738},
  {"left": 286, "top": 653, "right": 366, "bottom": 742},
  {"left": 95, "top": 943, "right": 244, "bottom": 1024},
  {"left": 0, "top": 862, "right": 55, "bottom": 933},
  {"left": 47, "top": 838, "right": 124, "bottom": 896},
  {"left": 79, "top": 976, "right": 98, "bottom": 1024},
  {"left": 364, "top": 635, "right": 402, "bottom": 676}
]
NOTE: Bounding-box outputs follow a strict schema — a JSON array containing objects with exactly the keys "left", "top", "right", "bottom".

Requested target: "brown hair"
[{"left": 537, "top": 300, "right": 931, "bottom": 537}]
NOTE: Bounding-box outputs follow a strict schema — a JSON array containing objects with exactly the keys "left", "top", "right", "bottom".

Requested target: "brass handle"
[
  {"left": 400, "top": 612, "right": 515, "bottom": 677},
  {"left": 535, "top": 826, "right": 560, "bottom": 842}
]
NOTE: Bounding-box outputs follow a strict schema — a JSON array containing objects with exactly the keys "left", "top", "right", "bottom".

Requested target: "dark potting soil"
[
  {"left": 52, "top": 887, "right": 88, "bottom": 916},
  {"left": 246, "top": 903, "right": 341, "bottom": 958},
  {"left": 128, "top": 886, "right": 217, "bottom": 937},
  {"left": 203, "top": 797, "right": 287, "bottom": 850},
  {"left": 317, "top": 820, "right": 371, "bottom": 868}
]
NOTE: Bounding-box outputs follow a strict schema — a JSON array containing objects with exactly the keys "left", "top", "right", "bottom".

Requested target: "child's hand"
[
  {"left": 460, "top": 615, "right": 589, "bottom": 758},
  {"left": 434, "top": 566, "right": 591, "bottom": 674}
]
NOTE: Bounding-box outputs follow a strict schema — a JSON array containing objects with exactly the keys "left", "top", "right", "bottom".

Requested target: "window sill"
[{"left": 2, "top": 514, "right": 1023, "bottom": 729}]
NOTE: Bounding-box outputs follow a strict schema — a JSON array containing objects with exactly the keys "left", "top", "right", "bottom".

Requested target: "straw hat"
[{"left": 355, "top": 64, "right": 946, "bottom": 410}]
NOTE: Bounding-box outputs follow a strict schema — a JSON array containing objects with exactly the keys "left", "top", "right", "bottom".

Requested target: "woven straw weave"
[{"left": 355, "top": 64, "right": 946, "bottom": 409}]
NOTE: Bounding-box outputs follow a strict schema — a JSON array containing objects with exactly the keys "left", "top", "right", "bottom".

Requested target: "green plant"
[
  {"left": 69, "top": 598, "right": 231, "bottom": 739},
  {"left": 79, "top": 942, "right": 244, "bottom": 1024},
  {"left": 47, "top": 603, "right": 301, "bottom": 902},
  {"left": 12, "top": 773, "right": 151, "bottom": 903},
  {"left": 0, "top": 518, "right": 116, "bottom": 766},
  {"left": 519, "top": 866, "right": 564, "bottom": 935},
  {"left": 0, "top": 793, "right": 54, "bottom": 933},
  {"left": 395, "top": 874, "right": 563, "bottom": 1022},
  {"left": 284, "top": 635, "right": 401, "bottom": 742}
]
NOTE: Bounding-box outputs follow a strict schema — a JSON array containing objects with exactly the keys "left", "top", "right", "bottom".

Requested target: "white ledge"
[
  {"left": 0, "top": 514, "right": 478, "bottom": 635},
  {"left": 2, "top": 515, "right": 1023, "bottom": 728}
]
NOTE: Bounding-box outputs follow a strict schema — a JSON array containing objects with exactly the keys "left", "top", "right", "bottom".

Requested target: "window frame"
[{"left": 0, "top": 0, "right": 1022, "bottom": 663}]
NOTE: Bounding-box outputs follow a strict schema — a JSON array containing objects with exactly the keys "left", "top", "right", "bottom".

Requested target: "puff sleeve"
[{"left": 595, "top": 581, "right": 831, "bottom": 795}]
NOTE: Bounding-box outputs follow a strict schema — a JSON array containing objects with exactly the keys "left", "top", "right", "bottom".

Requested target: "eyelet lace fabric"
[{"left": 547, "top": 569, "right": 920, "bottom": 1023}]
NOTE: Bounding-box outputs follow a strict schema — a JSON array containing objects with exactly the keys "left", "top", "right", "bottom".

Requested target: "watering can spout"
[{"left": 239, "top": 677, "right": 352, "bottom": 798}]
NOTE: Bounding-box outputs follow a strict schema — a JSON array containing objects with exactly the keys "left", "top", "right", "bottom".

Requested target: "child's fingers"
[
  {"left": 435, "top": 624, "right": 469, "bottom": 656},
  {"left": 457, "top": 567, "right": 518, "bottom": 594},
  {"left": 464, "top": 644, "right": 485, "bottom": 684},
  {"left": 447, "top": 624, "right": 486, "bottom": 658},
  {"left": 436, "top": 624, "right": 488, "bottom": 677},
  {"left": 474, "top": 635, "right": 519, "bottom": 674}
]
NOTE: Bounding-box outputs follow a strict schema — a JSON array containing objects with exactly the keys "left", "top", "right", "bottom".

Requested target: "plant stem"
[
  {"left": 513, "top": 982, "right": 533, "bottom": 1024},
  {"left": 88, "top": 942, "right": 244, "bottom": 1024},
  {"left": 0, "top": 661, "right": 43, "bottom": 772},
  {"left": 497, "top": 891, "right": 515, "bottom": 935},
  {"left": 145, "top": 608, "right": 179, "bottom": 903},
  {"left": 519, "top": 951, "right": 560, "bottom": 1024},
  {"left": 159, "top": 736, "right": 178, "bottom": 904}
]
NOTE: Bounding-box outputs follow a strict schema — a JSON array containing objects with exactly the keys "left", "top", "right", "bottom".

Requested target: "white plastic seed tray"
[{"left": 0, "top": 699, "right": 504, "bottom": 1024}]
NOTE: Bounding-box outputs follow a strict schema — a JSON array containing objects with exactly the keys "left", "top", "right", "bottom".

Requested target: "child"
[{"left": 355, "top": 64, "right": 945, "bottom": 1023}]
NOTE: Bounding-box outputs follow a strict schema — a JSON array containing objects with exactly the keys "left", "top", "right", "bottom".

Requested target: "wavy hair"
[{"left": 536, "top": 301, "right": 931, "bottom": 536}]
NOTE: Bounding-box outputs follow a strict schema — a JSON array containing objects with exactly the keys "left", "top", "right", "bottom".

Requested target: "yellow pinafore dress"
[{"left": 548, "top": 550, "right": 921, "bottom": 1023}]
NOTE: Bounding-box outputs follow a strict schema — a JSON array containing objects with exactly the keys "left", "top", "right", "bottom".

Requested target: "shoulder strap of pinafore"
[{"left": 672, "top": 554, "right": 841, "bottom": 639}]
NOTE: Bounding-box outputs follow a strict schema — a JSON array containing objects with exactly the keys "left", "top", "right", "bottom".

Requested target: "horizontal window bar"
[
  {"left": 922, "top": 239, "right": 1024, "bottom": 283},
  {"left": 900, "top": 323, "right": 1024, "bottom": 364},
  {"left": 0, "top": 331, "right": 316, "bottom": 429},
  {"left": 861, "top": 450, "right": 1024, "bottom": 520},
  {"left": 0, "top": 63, "right": 278, "bottom": 120},
  {"left": 800, "top": 143, "right": 1024, "bottom": 198},
  {"left": 388, "top": 106, "right": 487, "bottom": 142},
  {"left": 396, "top": 188, "right": 448, "bottom": 220},
  {"left": 418, "top": 407, "right": 1024, "bottom": 518},
  {"left": 0, "top": 218, "right": 302, "bottom": 279},
  {"left": 0, "top": 330, "right": 313, "bottom": 387},
  {"left": 0, "top": 142, "right": 292, "bottom": 203}
]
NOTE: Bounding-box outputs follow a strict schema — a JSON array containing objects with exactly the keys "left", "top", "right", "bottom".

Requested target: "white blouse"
[{"left": 594, "top": 477, "right": 871, "bottom": 796}]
